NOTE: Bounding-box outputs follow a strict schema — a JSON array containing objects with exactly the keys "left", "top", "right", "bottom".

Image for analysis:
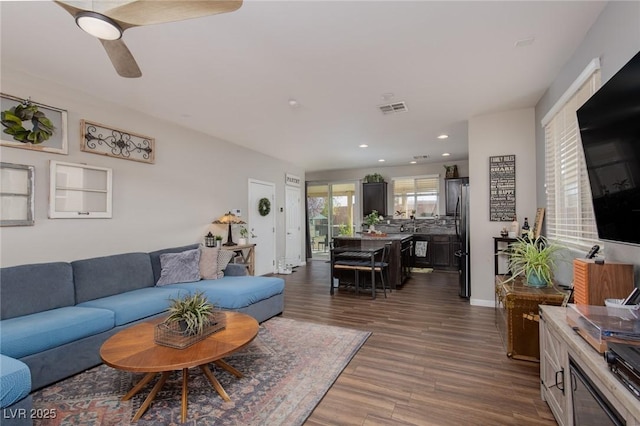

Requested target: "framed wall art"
[
  {"left": 49, "top": 160, "right": 112, "bottom": 219},
  {"left": 1, "top": 162, "right": 35, "bottom": 226},
  {"left": 1, "top": 93, "right": 68, "bottom": 154},
  {"left": 489, "top": 155, "right": 516, "bottom": 221},
  {"left": 81, "top": 120, "right": 155, "bottom": 164}
]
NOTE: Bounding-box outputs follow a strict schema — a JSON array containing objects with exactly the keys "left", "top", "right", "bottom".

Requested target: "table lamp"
[{"left": 213, "top": 211, "right": 245, "bottom": 246}]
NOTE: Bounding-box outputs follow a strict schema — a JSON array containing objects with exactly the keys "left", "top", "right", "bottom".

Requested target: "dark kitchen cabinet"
[
  {"left": 363, "top": 182, "right": 387, "bottom": 217},
  {"left": 445, "top": 177, "right": 469, "bottom": 216},
  {"left": 431, "top": 235, "right": 451, "bottom": 267}
]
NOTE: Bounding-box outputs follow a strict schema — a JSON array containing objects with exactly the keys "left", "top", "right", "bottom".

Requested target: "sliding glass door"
[{"left": 307, "top": 182, "right": 357, "bottom": 259}]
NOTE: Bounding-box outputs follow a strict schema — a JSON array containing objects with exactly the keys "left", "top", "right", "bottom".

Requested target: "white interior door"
[
  {"left": 248, "top": 179, "right": 276, "bottom": 276},
  {"left": 285, "top": 185, "right": 302, "bottom": 266}
]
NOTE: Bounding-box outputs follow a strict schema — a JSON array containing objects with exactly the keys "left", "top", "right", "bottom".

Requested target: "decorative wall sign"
[
  {"left": 489, "top": 155, "right": 516, "bottom": 221},
  {"left": 0, "top": 162, "right": 35, "bottom": 226},
  {"left": 1, "top": 93, "right": 68, "bottom": 154},
  {"left": 81, "top": 120, "right": 155, "bottom": 164},
  {"left": 285, "top": 173, "right": 301, "bottom": 187}
]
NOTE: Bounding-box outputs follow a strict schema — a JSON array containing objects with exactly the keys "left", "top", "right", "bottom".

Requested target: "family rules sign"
[{"left": 489, "top": 155, "right": 516, "bottom": 221}]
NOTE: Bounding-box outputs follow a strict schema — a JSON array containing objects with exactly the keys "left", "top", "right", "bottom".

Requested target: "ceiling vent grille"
[
  {"left": 413, "top": 155, "right": 430, "bottom": 160},
  {"left": 378, "top": 101, "right": 408, "bottom": 115}
]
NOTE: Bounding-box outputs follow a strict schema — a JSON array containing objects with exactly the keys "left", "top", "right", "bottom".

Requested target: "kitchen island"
[{"left": 333, "top": 234, "right": 413, "bottom": 289}]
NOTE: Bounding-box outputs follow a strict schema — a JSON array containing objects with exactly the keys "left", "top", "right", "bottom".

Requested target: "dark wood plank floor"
[{"left": 279, "top": 261, "right": 557, "bottom": 426}]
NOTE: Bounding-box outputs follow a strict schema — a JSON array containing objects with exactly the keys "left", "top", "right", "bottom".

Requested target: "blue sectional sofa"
[{"left": 0, "top": 244, "right": 285, "bottom": 424}]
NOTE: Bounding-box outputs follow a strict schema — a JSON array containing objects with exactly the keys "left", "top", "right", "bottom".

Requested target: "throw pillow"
[
  {"left": 217, "top": 249, "right": 236, "bottom": 278},
  {"left": 156, "top": 249, "right": 201, "bottom": 286},
  {"left": 200, "top": 246, "right": 220, "bottom": 280}
]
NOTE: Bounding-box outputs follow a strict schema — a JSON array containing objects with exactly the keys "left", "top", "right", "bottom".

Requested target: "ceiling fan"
[{"left": 55, "top": 1, "right": 243, "bottom": 78}]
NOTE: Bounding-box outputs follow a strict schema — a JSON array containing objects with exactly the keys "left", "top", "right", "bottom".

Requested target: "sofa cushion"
[
  {"left": 156, "top": 249, "right": 201, "bottom": 286},
  {"left": 162, "top": 276, "right": 285, "bottom": 310},
  {"left": 0, "top": 262, "right": 74, "bottom": 320},
  {"left": 149, "top": 244, "right": 199, "bottom": 284},
  {"left": 77, "top": 287, "right": 185, "bottom": 326},
  {"left": 199, "top": 246, "right": 219, "bottom": 279},
  {"left": 72, "top": 252, "right": 155, "bottom": 303},
  {"left": 217, "top": 250, "right": 236, "bottom": 279},
  {"left": 0, "top": 307, "right": 115, "bottom": 359},
  {"left": 0, "top": 355, "right": 31, "bottom": 408}
]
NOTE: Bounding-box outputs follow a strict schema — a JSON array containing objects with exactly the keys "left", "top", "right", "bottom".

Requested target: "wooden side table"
[
  {"left": 495, "top": 275, "right": 567, "bottom": 361},
  {"left": 221, "top": 243, "right": 256, "bottom": 276}
]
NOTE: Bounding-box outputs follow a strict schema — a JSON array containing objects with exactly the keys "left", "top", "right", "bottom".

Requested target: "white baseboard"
[{"left": 470, "top": 298, "right": 495, "bottom": 308}]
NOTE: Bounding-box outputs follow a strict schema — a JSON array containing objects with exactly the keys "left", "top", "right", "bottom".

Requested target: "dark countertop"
[{"left": 334, "top": 233, "right": 413, "bottom": 241}]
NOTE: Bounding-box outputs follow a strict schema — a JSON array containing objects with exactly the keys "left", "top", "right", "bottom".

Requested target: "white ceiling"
[{"left": 1, "top": 1, "right": 606, "bottom": 172}]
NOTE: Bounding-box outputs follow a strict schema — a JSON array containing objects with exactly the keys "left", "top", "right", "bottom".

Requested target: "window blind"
[
  {"left": 393, "top": 175, "right": 439, "bottom": 217},
  {"left": 544, "top": 66, "right": 601, "bottom": 250}
]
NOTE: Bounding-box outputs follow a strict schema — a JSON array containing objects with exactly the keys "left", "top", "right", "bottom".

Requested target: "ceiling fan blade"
[
  {"left": 103, "top": 0, "right": 242, "bottom": 27},
  {"left": 100, "top": 39, "right": 142, "bottom": 78}
]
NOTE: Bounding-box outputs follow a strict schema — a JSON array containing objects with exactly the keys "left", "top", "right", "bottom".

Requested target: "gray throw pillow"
[
  {"left": 217, "top": 250, "right": 236, "bottom": 278},
  {"left": 156, "top": 249, "right": 201, "bottom": 286}
]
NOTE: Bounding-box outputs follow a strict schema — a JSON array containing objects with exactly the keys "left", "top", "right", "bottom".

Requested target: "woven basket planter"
[{"left": 154, "top": 312, "right": 226, "bottom": 349}]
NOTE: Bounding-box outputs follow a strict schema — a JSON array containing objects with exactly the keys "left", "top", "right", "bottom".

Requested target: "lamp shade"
[{"left": 213, "top": 212, "right": 245, "bottom": 246}]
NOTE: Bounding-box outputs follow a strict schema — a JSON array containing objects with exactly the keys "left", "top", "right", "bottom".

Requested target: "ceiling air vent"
[
  {"left": 413, "top": 155, "right": 430, "bottom": 160},
  {"left": 378, "top": 101, "right": 408, "bottom": 115}
]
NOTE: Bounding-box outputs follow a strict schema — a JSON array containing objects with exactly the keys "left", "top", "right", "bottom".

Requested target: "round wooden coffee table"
[{"left": 100, "top": 311, "right": 259, "bottom": 423}]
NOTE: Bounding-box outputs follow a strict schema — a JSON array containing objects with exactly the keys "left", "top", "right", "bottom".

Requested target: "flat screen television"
[{"left": 576, "top": 51, "right": 640, "bottom": 246}]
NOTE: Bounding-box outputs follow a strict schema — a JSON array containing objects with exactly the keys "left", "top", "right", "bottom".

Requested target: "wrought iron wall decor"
[
  {"left": 1, "top": 93, "right": 68, "bottom": 155},
  {"left": 80, "top": 120, "right": 155, "bottom": 164}
]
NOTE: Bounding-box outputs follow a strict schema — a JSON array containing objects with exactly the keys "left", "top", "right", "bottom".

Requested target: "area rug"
[
  {"left": 412, "top": 267, "right": 434, "bottom": 273},
  {"left": 31, "top": 317, "right": 370, "bottom": 426}
]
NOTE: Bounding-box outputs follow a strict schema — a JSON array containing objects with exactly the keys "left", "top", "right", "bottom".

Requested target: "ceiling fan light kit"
[{"left": 75, "top": 11, "right": 122, "bottom": 40}]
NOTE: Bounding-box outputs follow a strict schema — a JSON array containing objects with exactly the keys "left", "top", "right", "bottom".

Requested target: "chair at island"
[{"left": 331, "top": 242, "right": 391, "bottom": 298}]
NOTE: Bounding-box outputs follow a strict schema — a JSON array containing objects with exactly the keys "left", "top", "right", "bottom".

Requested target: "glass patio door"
[{"left": 307, "top": 182, "right": 357, "bottom": 259}]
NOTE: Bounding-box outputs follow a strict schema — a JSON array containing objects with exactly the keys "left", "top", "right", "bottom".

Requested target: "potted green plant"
[
  {"left": 364, "top": 210, "right": 383, "bottom": 232},
  {"left": 166, "top": 291, "right": 215, "bottom": 335},
  {"left": 214, "top": 235, "right": 223, "bottom": 248},
  {"left": 500, "top": 235, "right": 564, "bottom": 287},
  {"left": 239, "top": 226, "right": 249, "bottom": 245},
  {"left": 364, "top": 173, "right": 384, "bottom": 183}
]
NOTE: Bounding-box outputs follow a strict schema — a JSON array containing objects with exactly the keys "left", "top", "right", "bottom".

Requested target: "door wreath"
[
  {"left": 258, "top": 198, "right": 271, "bottom": 216},
  {"left": 1, "top": 100, "right": 56, "bottom": 144}
]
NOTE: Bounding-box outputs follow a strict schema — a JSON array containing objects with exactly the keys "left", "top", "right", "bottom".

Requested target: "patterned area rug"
[{"left": 31, "top": 317, "right": 370, "bottom": 426}]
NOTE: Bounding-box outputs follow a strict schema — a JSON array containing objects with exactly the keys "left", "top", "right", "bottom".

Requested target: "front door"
[{"left": 248, "top": 179, "right": 276, "bottom": 276}]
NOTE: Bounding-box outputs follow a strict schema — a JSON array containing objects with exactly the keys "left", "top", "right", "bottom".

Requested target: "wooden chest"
[{"left": 495, "top": 275, "right": 567, "bottom": 361}]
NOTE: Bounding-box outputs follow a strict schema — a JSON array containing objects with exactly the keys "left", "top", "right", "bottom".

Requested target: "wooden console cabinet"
[
  {"left": 539, "top": 305, "right": 640, "bottom": 425},
  {"left": 495, "top": 275, "right": 566, "bottom": 361}
]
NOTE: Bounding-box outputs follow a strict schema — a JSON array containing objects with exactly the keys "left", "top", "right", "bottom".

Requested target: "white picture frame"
[{"left": 0, "top": 162, "right": 35, "bottom": 226}]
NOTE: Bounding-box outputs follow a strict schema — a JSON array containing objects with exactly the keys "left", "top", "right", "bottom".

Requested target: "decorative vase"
[
  {"left": 238, "top": 238, "right": 247, "bottom": 245},
  {"left": 526, "top": 272, "right": 547, "bottom": 288}
]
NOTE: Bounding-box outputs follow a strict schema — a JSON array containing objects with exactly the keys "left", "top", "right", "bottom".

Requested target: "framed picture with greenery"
[
  {"left": 1, "top": 93, "right": 68, "bottom": 155},
  {"left": 0, "top": 162, "right": 35, "bottom": 226}
]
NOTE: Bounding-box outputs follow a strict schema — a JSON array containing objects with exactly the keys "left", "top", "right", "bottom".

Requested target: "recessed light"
[
  {"left": 378, "top": 159, "right": 385, "bottom": 162},
  {"left": 410, "top": 161, "right": 417, "bottom": 164},
  {"left": 437, "top": 134, "right": 449, "bottom": 139},
  {"left": 381, "top": 92, "right": 394, "bottom": 101},
  {"left": 288, "top": 99, "right": 300, "bottom": 108},
  {"left": 442, "top": 152, "right": 451, "bottom": 157},
  {"left": 359, "top": 144, "right": 368, "bottom": 148}
]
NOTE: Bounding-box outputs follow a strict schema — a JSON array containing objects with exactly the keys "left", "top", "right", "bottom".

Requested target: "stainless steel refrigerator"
[{"left": 454, "top": 183, "right": 471, "bottom": 298}]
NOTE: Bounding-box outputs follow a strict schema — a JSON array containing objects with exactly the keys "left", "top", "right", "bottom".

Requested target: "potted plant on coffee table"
[
  {"left": 499, "top": 235, "right": 564, "bottom": 287},
  {"left": 156, "top": 291, "right": 226, "bottom": 349}
]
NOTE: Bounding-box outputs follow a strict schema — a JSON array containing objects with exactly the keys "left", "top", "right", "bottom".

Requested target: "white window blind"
[
  {"left": 544, "top": 62, "right": 601, "bottom": 251},
  {"left": 392, "top": 175, "right": 439, "bottom": 217}
]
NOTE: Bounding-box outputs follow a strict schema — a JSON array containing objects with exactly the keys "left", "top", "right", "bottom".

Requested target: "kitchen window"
[
  {"left": 392, "top": 175, "right": 439, "bottom": 218},
  {"left": 542, "top": 58, "right": 601, "bottom": 251}
]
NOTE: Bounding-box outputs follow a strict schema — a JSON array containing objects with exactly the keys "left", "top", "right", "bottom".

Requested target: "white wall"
[
  {"left": 0, "top": 68, "right": 305, "bottom": 268},
  {"left": 535, "top": 1, "right": 640, "bottom": 285},
  {"left": 468, "top": 108, "right": 536, "bottom": 306}
]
